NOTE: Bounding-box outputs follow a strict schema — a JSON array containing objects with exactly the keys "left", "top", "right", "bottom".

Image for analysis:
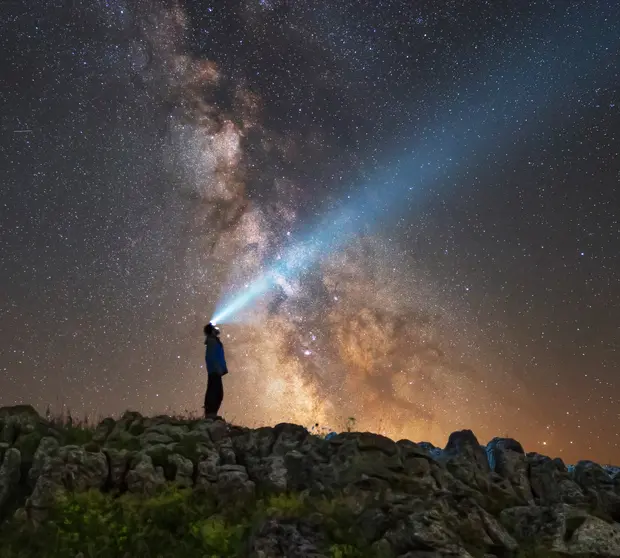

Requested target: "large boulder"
[
  {"left": 572, "top": 460, "right": 620, "bottom": 521},
  {"left": 271, "top": 423, "right": 308, "bottom": 455},
  {"left": 485, "top": 437, "right": 533, "bottom": 504},
  {"left": 136, "top": 422, "right": 190, "bottom": 449},
  {"left": 439, "top": 431, "right": 491, "bottom": 495},
  {"left": 0, "top": 406, "right": 42, "bottom": 445},
  {"left": 249, "top": 518, "right": 328, "bottom": 558},
  {"left": 125, "top": 453, "right": 165, "bottom": 495},
  {"left": 168, "top": 453, "right": 194, "bottom": 487},
  {"left": 92, "top": 417, "right": 116, "bottom": 444},
  {"left": 527, "top": 452, "right": 567, "bottom": 504},
  {"left": 326, "top": 432, "right": 405, "bottom": 490},
  {"left": 28, "top": 436, "right": 60, "bottom": 487},
  {"left": 105, "top": 411, "right": 145, "bottom": 446},
  {"left": 384, "top": 508, "right": 466, "bottom": 556},
  {"left": 27, "top": 446, "right": 108, "bottom": 518},
  {"left": 103, "top": 448, "right": 134, "bottom": 489},
  {"left": 215, "top": 464, "right": 255, "bottom": 506},
  {"left": 500, "top": 503, "right": 620, "bottom": 557},
  {"left": 196, "top": 448, "right": 221, "bottom": 489},
  {"left": 573, "top": 460, "right": 615, "bottom": 490},
  {"left": 0, "top": 448, "right": 21, "bottom": 516},
  {"left": 232, "top": 427, "right": 276, "bottom": 463}
]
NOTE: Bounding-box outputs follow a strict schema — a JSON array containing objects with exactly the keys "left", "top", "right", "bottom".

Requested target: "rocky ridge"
[{"left": 0, "top": 404, "right": 619, "bottom": 557}]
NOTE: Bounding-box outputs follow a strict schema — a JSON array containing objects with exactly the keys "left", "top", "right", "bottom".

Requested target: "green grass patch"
[{"left": 0, "top": 486, "right": 385, "bottom": 558}]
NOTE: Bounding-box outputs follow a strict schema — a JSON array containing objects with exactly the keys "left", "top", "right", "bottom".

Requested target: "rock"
[
  {"left": 605, "top": 465, "right": 620, "bottom": 480},
  {"left": 567, "top": 513, "right": 620, "bottom": 557},
  {"left": 104, "top": 448, "right": 134, "bottom": 489},
  {"left": 397, "top": 440, "right": 433, "bottom": 461},
  {"left": 92, "top": 418, "right": 116, "bottom": 444},
  {"left": 28, "top": 436, "right": 60, "bottom": 486},
  {"left": 436, "top": 431, "right": 494, "bottom": 502},
  {"left": 526, "top": 455, "right": 585, "bottom": 507},
  {"left": 0, "top": 406, "right": 43, "bottom": 446},
  {"left": 1, "top": 406, "right": 620, "bottom": 558},
  {"left": 355, "top": 432, "right": 399, "bottom": 456},
  {"left": 182, "top": 428, "right": 212, "bottom": 446},
  {"left": 0, "top": 405, "right": 40, "bottom": 420},
  {"left": 232, "top": 427, "right": 276, "bottom": 462},
  {"left": 249, "top": 518, "right": 327, "bottom": 558},
  {"left": 248, "top": 455, "right": 288, "bottom": 493},
  {"left": 571, "top": 462, "right": 620, "bottom": 521},
  {"left": 328, "top": 434, "right": 405, "bottom": 489},
  {"left": 125, "top": 453, "right": 165, "bottom": 495},
  {"left": 58, "top": 446, "right": 108, "bottom": 491},
  {"left": 104, "top": 429, "right": 141, "bottom": 451},
  {"left": 396, "top": 552, "right": 443, "bottom": 558},
  {"left": 196, "top": 449, "right": 221, "bottom": 488},
  {"left": 284, "top": 450, "right": 314, "bottom": 491},
  {"left": 371, "top": 538, "right": 396, "bottom": 557},
  {"left": 485, "top": 437, "right": 533, "bottom": 504},
  {"left": 476, "top": 505, "right": 518, "bottom": 552},
  {"left": 385, "top": 509, "right": 463, "bottom": 555},
  {"left": 2, "top": 418, "right": 20, "bottom": 445},
  {"left": 271, "top": 423, "right": 308, "bottom": 455},
  {"left": 501, "top": 504, "right": 620, "bottom": 556},
  {"left": 357, "top": 507, "right": 390, "bottom": 543},
  {"left": 204, "top": 419, "right": 228, "bottom": 443},
  {"left": 485, "top": 437, "right": 524, "bottom": 469},
  {"left": 558, "top": 478, "right": 587, "bottom": 505},
  {"left": 168, "top": 453, "right": 194, "bottom": 487},
  {"left": 13, "top": 431, "right": 42, "bottom": 476},
  {"left": 216, "top": 464, "right": 255, "bottom": 504},
  {"left": 144, "top": 423, "right": 188, "bottom": 442},
  {"left": 106, "top": 411, "right": 144, "bottom": 443},
  {"left": 0, "top": 448, "right": 21, "bottom": 515},
  {"left": 140, "top": 431, "right": 175, "bottom": 447},
  {"left": 573, "top": 460, "right": 614, "bottom": 490},
  {"left": 399, "top": 441, "right": 434, "bottom": 485},
  {"left": 527, "top": 452, "right": 565, "bottom": 504},
  {"left": 27, "top": 446, "right": 108, "bottom": 517},
  {"left": 443, "top": 430, "right": 489, "bottom": 474},
  {"left": 217, "top": 437, "right": 237, "bottom": 465},
  {"left": 418, "top": 442, "right": 444, "bottom": 460}
]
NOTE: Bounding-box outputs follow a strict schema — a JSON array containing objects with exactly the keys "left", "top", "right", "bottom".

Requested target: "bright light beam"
[{"left": 212, "top": 4, "right": 618, "bottom": 325}]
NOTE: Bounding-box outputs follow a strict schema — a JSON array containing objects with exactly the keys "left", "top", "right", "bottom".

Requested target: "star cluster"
[{"left": 1, "top": 0, "right": 619, "bottom": 464}]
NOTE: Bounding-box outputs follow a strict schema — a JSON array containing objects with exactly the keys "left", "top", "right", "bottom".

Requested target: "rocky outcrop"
[{"left": 0, "top": 405, "right": 619, "bottom": 557}]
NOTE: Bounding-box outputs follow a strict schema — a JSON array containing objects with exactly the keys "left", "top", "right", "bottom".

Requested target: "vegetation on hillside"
[{"left": 0, "top": 486, "right": 373, "bottom": 558}]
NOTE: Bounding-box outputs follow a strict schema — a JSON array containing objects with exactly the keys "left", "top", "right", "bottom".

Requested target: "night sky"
[{"left": 1, "top": 0, "right": 619, "bottom": 464}]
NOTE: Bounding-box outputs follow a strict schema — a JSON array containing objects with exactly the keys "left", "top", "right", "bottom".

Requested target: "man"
[{"left": 203, "top": 322, "right": 228, "bottom": 418}]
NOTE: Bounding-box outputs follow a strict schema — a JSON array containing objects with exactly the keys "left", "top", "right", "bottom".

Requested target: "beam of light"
[{"left": 211, "top": 4, "right": 619, "bottom": 325}]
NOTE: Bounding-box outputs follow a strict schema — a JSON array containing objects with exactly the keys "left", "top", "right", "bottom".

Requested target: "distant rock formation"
[{"left": 1, "top": 404, "right": 619, "bottom": 557}]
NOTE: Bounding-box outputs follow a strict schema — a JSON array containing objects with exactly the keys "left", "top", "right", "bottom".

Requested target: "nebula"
[{"left": 127, "top": 1, "right": 508, "bottom": 443}]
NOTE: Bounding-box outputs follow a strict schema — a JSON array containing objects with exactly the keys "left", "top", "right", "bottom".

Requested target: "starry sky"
[{"left": 1, "top": 0, "right": 619, "bottom": 464}]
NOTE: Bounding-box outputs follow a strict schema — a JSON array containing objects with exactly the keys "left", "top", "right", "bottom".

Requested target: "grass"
[
  {"left": 45, "top": 406, "right": 97, "bottom": 446},
  {"left": 0, "top": 486, "right": 379, "bottom": 558}
]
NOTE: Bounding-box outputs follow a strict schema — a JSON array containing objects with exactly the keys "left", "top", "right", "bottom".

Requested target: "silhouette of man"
[{"left": 203, "top": 323, "right": 228, "bottom": 418}]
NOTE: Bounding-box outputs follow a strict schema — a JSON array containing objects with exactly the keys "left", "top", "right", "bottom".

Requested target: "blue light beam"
[{"left": 212, "top": 4, "right": 618, "bottom": 325}]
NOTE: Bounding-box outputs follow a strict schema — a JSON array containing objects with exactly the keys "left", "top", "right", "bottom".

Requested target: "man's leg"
[
  {"left": 204, "top": 376, "right": 215, "bottom": 417},
  {"left": 213, "top": 374, "right": 224, "bottom": 416}
]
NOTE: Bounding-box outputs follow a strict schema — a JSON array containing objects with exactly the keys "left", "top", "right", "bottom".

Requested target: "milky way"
[{"left": 1, "top": 0, "right": 619, "bottom": 464}]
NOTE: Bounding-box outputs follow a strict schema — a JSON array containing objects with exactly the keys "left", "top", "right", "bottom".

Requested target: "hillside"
[{"left": 0, "top": 405, "right": 619, "bottom": 557}]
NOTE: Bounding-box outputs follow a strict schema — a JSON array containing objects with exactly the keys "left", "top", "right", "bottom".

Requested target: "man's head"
[{"left": 204, "top": 323, "right": 221, "bottom": 337}]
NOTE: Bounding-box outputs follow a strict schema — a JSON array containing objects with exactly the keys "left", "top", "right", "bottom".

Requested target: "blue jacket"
[{"left": 205, "top": 336, "right": 228, "bottom": 376}]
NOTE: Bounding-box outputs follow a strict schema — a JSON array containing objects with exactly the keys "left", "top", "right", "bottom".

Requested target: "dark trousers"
[{"left": 204, "top": 373, "right": 223, "bottom": 416}]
